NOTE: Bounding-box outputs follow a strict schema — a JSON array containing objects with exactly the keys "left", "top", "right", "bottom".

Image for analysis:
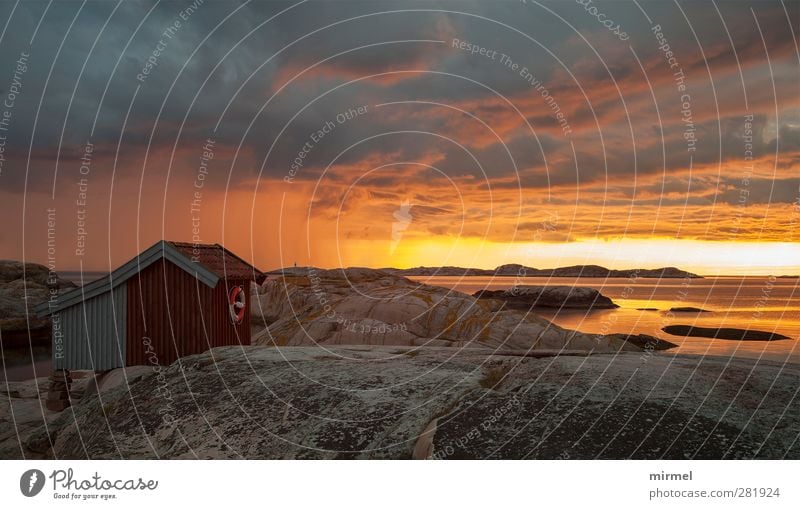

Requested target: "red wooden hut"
[{"left": 36, "top": 240, "right": 266, "bottom": 370}]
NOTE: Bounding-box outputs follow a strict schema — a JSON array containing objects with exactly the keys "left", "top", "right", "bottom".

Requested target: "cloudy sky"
[{"left": 1, "top": 0, "right": 798, "bottom": 274}]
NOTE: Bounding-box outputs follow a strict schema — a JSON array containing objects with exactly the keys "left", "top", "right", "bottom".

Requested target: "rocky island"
[
  {"left": 377, "top": 264, "right": 702, "bottom": 279},
  {"left": 663, "top": 325, "right": 790, "bottom": 341},
  {"left": 473, "top": 286, "right": 618, "bottom": 310}
]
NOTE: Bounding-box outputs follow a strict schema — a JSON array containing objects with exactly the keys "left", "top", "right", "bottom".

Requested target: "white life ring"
[{"left": 228, "top": 285, "right": 246, "bottom": 324}]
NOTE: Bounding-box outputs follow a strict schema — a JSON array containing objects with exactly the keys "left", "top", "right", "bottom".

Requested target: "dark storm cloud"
[{"left": 0, "top": 0, "right": 796, "bottom": 216}]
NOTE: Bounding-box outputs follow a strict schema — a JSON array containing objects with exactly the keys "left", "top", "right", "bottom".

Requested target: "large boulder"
[
  {"left": 0, "top": 260, "right": 75, "bottom": 287},
  {"left": 0, "top": 280, "right": 51, "bottom": 323},
  {"left": 0, "top": 279, "right": 53, "bottom": 336},
  {"left": 0, "top": 261, "right": 76, "bottom": 339},
  {"left": 252, "top": 269, "right": 643, "bottom": 352}
]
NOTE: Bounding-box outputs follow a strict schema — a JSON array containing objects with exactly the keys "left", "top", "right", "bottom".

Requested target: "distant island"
[{"left": 376, "top": 264, "right": 702, "bottom": 279}]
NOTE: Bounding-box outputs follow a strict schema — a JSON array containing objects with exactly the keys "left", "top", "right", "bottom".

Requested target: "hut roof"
[
  {"left": 35, "top": 240, "right": 264, "bottom": 316},
  {"left": 169, "top": 241, "right": 262, "bottom": 280}
]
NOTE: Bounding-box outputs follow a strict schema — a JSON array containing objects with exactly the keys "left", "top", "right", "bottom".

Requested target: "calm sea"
[
  {"left": 60, "top": 271, "right": 108, "bottom": 285},
  {"left": 6, "top": 273, "right": 797, "bottom": 381},
  {"left": 411, "top": 275, "right": 800, "bottom": 364}
]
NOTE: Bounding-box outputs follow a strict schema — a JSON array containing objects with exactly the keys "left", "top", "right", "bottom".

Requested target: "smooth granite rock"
[
  {"left": 252, "top": 269, "right": 641, "bottom": 352},
  {"left": 4, "top": 346, "right": 795, "bottom": 459}
]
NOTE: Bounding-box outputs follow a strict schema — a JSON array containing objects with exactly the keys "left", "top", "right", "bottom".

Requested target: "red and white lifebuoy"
[{"left": 228, "top": 285, "right": 246, "bottom": 324}]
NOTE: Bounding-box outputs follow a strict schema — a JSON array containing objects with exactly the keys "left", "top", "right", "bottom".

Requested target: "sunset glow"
[
  {"left": 376, "top": 238, "right": 800, "bottom": 276},
  {"left": 0, "top": 0, "right": 796, "bottom": 276}
]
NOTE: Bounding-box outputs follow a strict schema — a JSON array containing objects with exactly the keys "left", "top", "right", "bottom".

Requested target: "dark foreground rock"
[
  {"left": 663, "top": 325, "right": 790, "bottom": 341},
  {"left": 5, "top": 346, "right": 797, "bottom": 459},
  {"left": 473, "top": 286, "right": 618, "bottom": 310}
]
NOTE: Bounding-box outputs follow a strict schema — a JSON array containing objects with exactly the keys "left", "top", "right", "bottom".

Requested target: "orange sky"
[{"left": 6, "top": 167, "right": 799, "bottom": 276}]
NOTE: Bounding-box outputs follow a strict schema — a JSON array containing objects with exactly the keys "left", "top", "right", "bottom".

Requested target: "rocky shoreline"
[{"left": 2, "top": 265, "right": 795, "bottom": 460}]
